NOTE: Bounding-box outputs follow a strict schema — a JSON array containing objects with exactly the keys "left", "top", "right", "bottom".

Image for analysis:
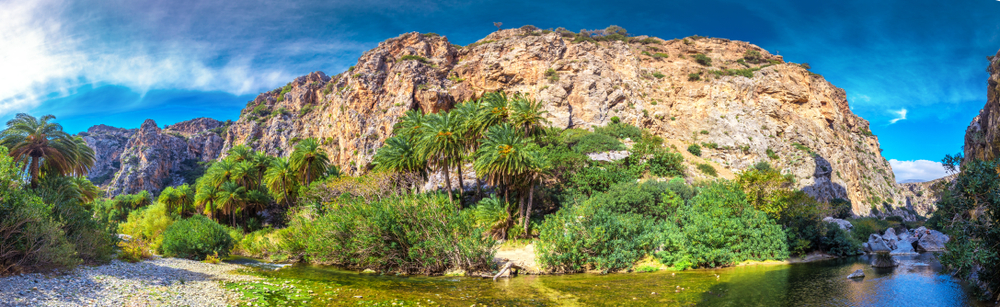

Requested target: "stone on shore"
[
  {"left": 823, "top": 217, "right": 853, "bottom": 231},
  {"left": 867, "top": 234, "right": 892, "bottom": 253}
]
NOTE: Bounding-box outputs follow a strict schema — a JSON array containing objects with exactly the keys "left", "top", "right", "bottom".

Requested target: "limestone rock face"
[
  {"left": 80, "top": 125, "right": 136, "bottom": 185},
  {"left": 216, "top": 30, "right": 898, "bottom": 214},
  {"left": 895, "top": 174, "right": 955, "bottom": 218},
  {"left": 822, "top": 217, "right": 853, "bottom": 231},
  {"left": 85, "top": 118, "right": 225, "bottom": 196},
  {"left": 964, "top": 50, "right": 1000, "bottom": 162}
]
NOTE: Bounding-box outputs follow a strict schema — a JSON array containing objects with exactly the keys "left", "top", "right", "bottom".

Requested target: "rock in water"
[
  {"left": 871, "top": 253, "right": 899, "bottom": 268},
  {"left": 890, "top": 240, "right": 918, "bottom": 255},
  {"left": 847, "top": 269, "right": 865, "bottom": 279},
  {"left": 882, "top": 228, "right": 899, "bottom": 250},
  {"left": 915, "top": 230, "right": 950, "bottom": 252},
  {"left": 862, "top": 243, "right": 871, "bottom": 253},
  {"left": 867, "top": 234, "right": 892, "bottom": 253},
  {"left": 823, "top": 217, "right": 853, "bottom": 231}
]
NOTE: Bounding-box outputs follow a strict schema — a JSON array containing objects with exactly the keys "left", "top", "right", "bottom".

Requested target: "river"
[{"left": 228, "top": 252, "right": 985, "bottom": 306}]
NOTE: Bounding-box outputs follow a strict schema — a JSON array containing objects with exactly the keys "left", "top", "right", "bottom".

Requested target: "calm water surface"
[{"left": 235, "top": 253, "right": 984, "bottom": 306}]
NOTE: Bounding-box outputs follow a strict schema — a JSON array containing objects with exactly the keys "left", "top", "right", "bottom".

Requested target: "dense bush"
[
  {"left": 118, "top": 202, "right": 175, "bottom": 253},
  {"left": 571, "top": 133, "right": 623, "bottom": 153},
  {"left": 161, "top": 215, "right": 235, "bottom": 260},
  {"left": 537, "top": 202, "right": 666, "bottom": 272},
  {"left": 697, "top": 163, "right": 716, "bottom": 176},
  {"left": 829, "top": 198, "right": 853, "bottom": 219},
  {"left": 302, "top": 193, "right": 495, "bottom": 274},
  {"left": 687, "top": 144, "right": 702, "bottom": 156},
  {"left": 568, "top": 161, "right": 643, "bottom": 197},
  {"left": 594, "top": 123, "right": 642, "bottom": 140},
  {"left": 648, "top": 152, "right": 685, "bottom": 177}
]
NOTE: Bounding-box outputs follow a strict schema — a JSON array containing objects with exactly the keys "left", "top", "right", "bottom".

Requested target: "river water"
[{"left": 234, "top": 252, "right": 984, "bottom": 306}]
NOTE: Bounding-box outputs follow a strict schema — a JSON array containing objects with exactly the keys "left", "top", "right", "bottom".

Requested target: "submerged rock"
[
  {"left": 847, "top": 269, "right": 865, "bottom": 279},
  {"left": 871, "top": 253, "right": 899, "bottom": 268},
  {"left": 890, "top": 240, "right": 918, "bottom": 255}
]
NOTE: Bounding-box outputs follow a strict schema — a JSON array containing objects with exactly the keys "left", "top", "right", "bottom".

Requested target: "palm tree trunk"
[
  {"left": 475, "top": 178, "right": 483, "bottom": 201},
  {"left": 524, "top": 185, "right": 534, "bottom": 235},
  {"left": 281, "top": 178, "right": 290, "bottom": 207},
  {"left": 517, "top": 192, "right": 525, "bottom": 237},
  {"left": 443, "top": 165, "right": 453, "bottom": 204},
  {"left": 29, "top": 157, "right": 39, "bottom": 189},
  {"left": 456, "top": 161, "right": 466, "bottom": 203}
]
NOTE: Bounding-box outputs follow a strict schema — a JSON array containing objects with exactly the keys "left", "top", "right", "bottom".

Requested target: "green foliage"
[
  {"left": 697, "top": 163, "right": 717, "bottom": 177},
  {"left": 568, "top": 160, "right": 644, "bottom": 197},
  {"left": 118, "top": 202, "right": 174, "bottom": 253},
  {"left": 687, "top": 144, "right": 702, "bottom": 156},
  {"left": 736, "top": 166, "right": 792, "bottom": 219},
  {"left": 848, "top": 217, "right": 896, "bottom": 243},
  {"left": 161, "top": 215, "right": 235, "bottom": 260},
  {"left": 610, "top": 116, "right": 620, "bottom": 124},
  {"left": 399, "top": 55, "right": 430, "bottom": 64},
  {"left": 649, "top": 152, "right": 685, "bottom": 177},
  {"left": 422, "top": 32, "right": 440, "bottom": 37},
  {"left": 299, "top": 105, "right": 314, "bottom": 116},
  {"left": 651, "top": 72, "right": 665, "bottom": 79},
  {"left": 693, "top": 54, "right": 712, "bottom": 66},
  {"left": 303, "top": 193, "right": 495, "bottom": 273},
  {"left": 708, "top": 66, "right": 766, "bottom": 78},
  {"left": 0, "top": 161, "right": 79, "bottom": 274},
  {"left": 252, "top": 104, "right": 270, "bottom": 117},
  {"left": 766, "top": 148, "right": 778, "bottom": 160},
  {"left": 594, "top": 123, "right": 642, "bottom": 140},
  {"left": 688, "top": 73, "right": 701, "bottom": 81},
  {"left": 652, "top": 53, "right": 669, "bottom": 58},
  {"left": 744, "top": 50, "right": 766, "bottom": 64},
  {"left": 829, "top": 198, "right": 853, "bottom": 219},
  {"left": 571, "top": 132, "right": 624, "bottom": 153},
  {"left": 545, "top": 68, "right": 559, "bottom": 81},
  {"left": 537, "top": 202, "right": 666, "bottom": 272}
]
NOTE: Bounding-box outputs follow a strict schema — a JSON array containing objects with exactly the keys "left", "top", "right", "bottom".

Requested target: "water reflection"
[{"left": 238, "top": 253, "right": 983, "bottom": 306}]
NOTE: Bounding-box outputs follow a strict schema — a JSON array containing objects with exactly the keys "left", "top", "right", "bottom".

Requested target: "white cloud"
[
  {"left": 889, "top": 159, "right": 948, "bottom": 183},
  {"left": 888, "top": 108, "right": 907, "bottom": 124}
]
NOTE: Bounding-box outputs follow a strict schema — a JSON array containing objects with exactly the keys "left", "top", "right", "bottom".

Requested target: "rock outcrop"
[
  {"left": 213, "top": 29, "right": 899, "bottom": 215},
  {"left": 964, "top": 50, "right": 1000, "bottom": 162},
  {"left": 83, "top": 118, "right": 226, "bottom": 196},
  {"left": 822, "top": 217, "right": 853, "bottom": 231},
  {"left": 895, "top": 174, "right": 956, "bottom": 218},
  {"left": 79, "top": 125, "right": 136, "bottom": 185}
]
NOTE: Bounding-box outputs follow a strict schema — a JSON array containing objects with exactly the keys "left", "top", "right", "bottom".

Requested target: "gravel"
[{"left": 0, "top": 256, "right": 260, "bottom": 307}]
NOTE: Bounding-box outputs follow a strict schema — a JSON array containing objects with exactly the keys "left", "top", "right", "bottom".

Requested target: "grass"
[{"left": 399, "top": 55, "right": 430, "bottom": 64}]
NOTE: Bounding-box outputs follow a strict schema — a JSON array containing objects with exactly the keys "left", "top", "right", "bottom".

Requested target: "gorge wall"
[
  {"left": 84, "top": 29, "right": 905, "bottom": 215},
  {"left": 964, "top": 49, "right": 1000, "bottom": 162}
]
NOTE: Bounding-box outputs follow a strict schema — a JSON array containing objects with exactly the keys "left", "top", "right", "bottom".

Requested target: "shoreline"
[{"left": 0, "top": 257, "right": 258, "bottom": 307}]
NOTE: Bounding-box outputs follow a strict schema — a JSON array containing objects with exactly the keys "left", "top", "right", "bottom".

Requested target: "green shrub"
[
  {"left": 687, "top": 144, "right": 702, "bottom": 156},
  {"left": 594, "top": 123, "right": 642, "bottom": 140},
  {"left": 744, "top": 50, "right": 766, "bottom": 64},
  {"left": 545, "top": 68, "right": 559, "bottom": 81},
  {"left": 568, "top": 161, "right": 644, "bottom": 197},
  {"left": 688, "top": 73, "right": 701, "bottom": 81},
  {"left": 572, "top": 133, "right": 623, "bottom": 153},
  {"left": 649, "top": 152, "right": 685, "bottom": 177},
  {"left": 161, "top": 215, "right": 234, "bottom": 260},
  {"left": 400, "top": 55, "right": 430, "bottom": 64},
  {"left": 422, "top": 32, "right": 440, "bottom": 37},
  {"left": 820, "top": 223, "right": 860, "bottom": 257},
  {"left": 299, "top": 105, "right": 315, "bottom": 116},
  {"left": 672, "top": 182, "right": 788, "bottom": 267},
  {"left": 693, "top": 54, "right": 712, "bottom": 66},
  {"left": 610, "top": 116, "right": 620, "bottom": 124},
  {"left": 652, "top": 53, "right": 669, "bottom": 58},
  {"left": 766, "top": 148, "right": 778, "bottom": 160},
  {"left": 537, "top": 202, "right": 666, "bottom": 273},
  {"left": 652, "top": 72, "right": 665, "bottom": 79},
  {"left": 118, "top": 202, "right": 175, "bottom": 253},
  {"left": 252, "top": 104, "right": 270, "bottom": 117},
  {"left": 303, "top": 193, "right": 495, "bottom": 273},
  {"left": 697, "top": 163, "right": 717, "bottom": 177},
  {"left": 848, "top": 217, "right": 895, "bottom": 242}
]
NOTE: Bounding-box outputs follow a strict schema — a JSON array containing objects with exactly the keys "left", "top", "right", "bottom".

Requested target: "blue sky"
[{"left": 2, "top": 0, "right": 998, "bottom": 181}]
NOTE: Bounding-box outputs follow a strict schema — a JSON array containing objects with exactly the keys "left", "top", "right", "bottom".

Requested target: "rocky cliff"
[
  {"left": 213, "top": 29, "right": 899, "bottom": 215},
  {"left": 896, "top": 174, "right": 955, "bottom": 218},
  {"left": 82, "top": 118, "right": 226, "bottom": 196},
  {"left": 964, "top": 49, "right": 1000, "bottom": 162}
]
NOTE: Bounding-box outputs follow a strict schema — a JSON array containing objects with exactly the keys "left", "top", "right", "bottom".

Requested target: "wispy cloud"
[
  {"left": 889, "top": 159, "right": 948, "bottom": 182},
  {"left": 0, "top": 0, "right": 370, "bottom": 117},
  {"left": 889, "top": 108, "right": 907, "bottom": 124}
]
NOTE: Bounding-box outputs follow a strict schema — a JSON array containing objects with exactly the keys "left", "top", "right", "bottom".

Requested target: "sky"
[{"left": 2, "top": 0, "right": 998, "bottom": 182}]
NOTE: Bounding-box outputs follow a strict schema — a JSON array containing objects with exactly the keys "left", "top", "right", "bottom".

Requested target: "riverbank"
[{"left": 0, "top": 257, "right": 258, "bottom": 306}]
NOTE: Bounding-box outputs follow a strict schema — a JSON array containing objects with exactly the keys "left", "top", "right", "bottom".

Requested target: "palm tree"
[
  {"left": 417, "top": 112, "right": 464, "bottom": 204},
  {"left": 289, "top": 138, "right": 329, "bottom": 186},
  {"left": 264, "top": 157, "right": 299, "bottom": 207},
  {"left": 452, "top": 100, "right": 486, "bottom": 197},
  {"left": 394, "top": 110, "right": 427, "bottom": 141},
  {"left": 372, "top": 136, "right": 426, "bottom": 179},
  {"left": 0, "top": 114, "right": 94, "bottom": 188},
  {"left": 213, "top": 181, "right": 246, "bottom": 226},
  {"left": 508, "top": 95, "right": 549, "bottom": 137},
  {"left": 474, "top": 123, "right": 532, "bottom": 202},
  {"left": 226, "top": 145, "right": 253, "bottom": 162},
  {"left": 477, "top": 92, "right": 511, "bottom": 131},
  {"left": 520, "top": 149, "right": 549, "bottom": 235}
]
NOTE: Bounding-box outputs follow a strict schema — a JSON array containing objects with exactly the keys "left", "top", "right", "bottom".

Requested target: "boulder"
[
  {"left": 862, "top": 243, "right": 871, "bottom": 253},
  {"left": 913, "top": 227, "right": 929, "bottom": 239},
  {"left": 882, "top": 228, "right": 899, "bottom": 250},
  {"left": 867, "top": 234, "right": 892, "bottom": 253},
  {"left": 890, "top": 240, "right": 918, "bottom": 255},
  {"left": 847, "top": 269, "right": 865, "bottom": 279},
  {"left": 823, "top": 217, "right": 853, "bottom": 231},
  {"left": 871, "top": 253, "right": 899, "bottom": 268},
  {"left": 915, "top": 230, "right": 950, "bottom": 252}
]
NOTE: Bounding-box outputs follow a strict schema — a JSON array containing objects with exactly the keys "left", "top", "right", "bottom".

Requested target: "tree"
[
  {"left": 213, "top": 181, "right": 246, "bottom": 226},
  {"left": 736, "top": 166, "right": 793, "bottom": 219},
  {"left": 417, "top": 112, "right": 465, "bottom": 204},
  {"left": 289, "top": 138, "right": 329, "bottom": 186},
  {"left": 508, "top": 95, "right": 549, "bottom": 137},
  {"left": 0, "top": 114, "right": 95, "bottom": 188},
  {"left": 474, "top": 123, "right": 532, "bottom": 202},
  {"left": 264, "top": 157, "right": 299, "bottom": 207},
  {"left": 494, "top": 22, "right": 503, "bottom": 31},
  {"left": 373, "top": 136, "right": 427, "bottom": 181},
  {"left": 520, "top": 150, "right": 549, "bottom": 235}
]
